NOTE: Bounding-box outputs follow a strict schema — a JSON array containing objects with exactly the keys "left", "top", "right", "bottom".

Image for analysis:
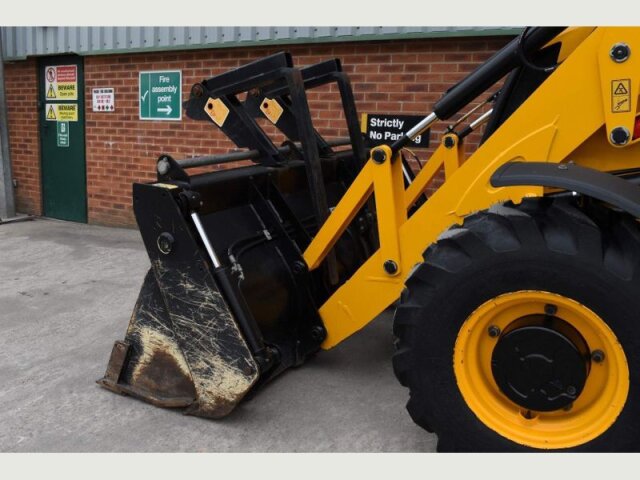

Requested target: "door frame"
[{"left": 37, "top": 54, "right": 87, "bottom": 223}]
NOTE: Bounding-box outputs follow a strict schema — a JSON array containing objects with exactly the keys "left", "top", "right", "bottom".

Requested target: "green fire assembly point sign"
[{"left": 139, "top": 70, "right": 182, "bottom": 121}]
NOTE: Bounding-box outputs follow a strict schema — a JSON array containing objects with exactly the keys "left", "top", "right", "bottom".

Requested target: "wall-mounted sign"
[
  {"left": 46, "top": 103, "right": 78, "bottom": 122},
  {"left": 45, "top": 65, "right": 78, "bottom": 101},
  {"left": 57, "top": 121, "right": 70, "bottom": 147},
  {"left": 360, "top": 113, "right": 430, "bottom": 148},
  {"left": 92, "top": 88, "right": 115, "bottom": 112},
  {"left": 139, "top": 70, "right": 182, "bottom": 121}
]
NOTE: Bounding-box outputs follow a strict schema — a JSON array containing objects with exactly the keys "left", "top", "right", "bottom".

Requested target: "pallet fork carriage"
[{"left": 100, "top": 27, "right": 640, "bottom": 451}]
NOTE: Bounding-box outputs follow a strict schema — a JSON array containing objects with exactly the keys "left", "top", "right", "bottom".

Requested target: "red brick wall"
[
  {"left": 4, "top": 35, "right": 511, "bottom": 227},
  {"left": 4, "top": 57, "right": 41, "bottom": 215}
]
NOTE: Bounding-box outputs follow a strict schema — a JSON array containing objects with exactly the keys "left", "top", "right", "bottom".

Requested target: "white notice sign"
[{"left": 92, "top": 88, "right": 115, "bottom": 112}]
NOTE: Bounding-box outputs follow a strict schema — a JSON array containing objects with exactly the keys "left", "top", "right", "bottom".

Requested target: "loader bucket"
[{"left": 98, "top": 52, "right": 377, "bottom": 417}]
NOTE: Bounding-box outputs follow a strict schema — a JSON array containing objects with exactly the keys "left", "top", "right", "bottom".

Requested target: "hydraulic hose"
[
  {"left": 390, "top": 27, "right": 565, "bottom": 153},
  {"left": 433, "top": 27, "right": 565, "bottom": 120}
]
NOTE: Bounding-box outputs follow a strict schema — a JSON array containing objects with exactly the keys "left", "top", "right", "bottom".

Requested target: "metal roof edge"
[{"left": 3, "top": 27, "right": 521, "bottom": 62}]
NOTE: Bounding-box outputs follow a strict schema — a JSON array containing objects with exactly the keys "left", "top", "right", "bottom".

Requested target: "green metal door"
[{"left": 38, "top": 56, "right": 87, "bottom": 222}]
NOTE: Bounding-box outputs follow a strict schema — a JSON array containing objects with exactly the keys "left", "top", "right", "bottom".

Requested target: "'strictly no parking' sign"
[{"left": 139, "top": 70, "right": 182, "bottom": 121}]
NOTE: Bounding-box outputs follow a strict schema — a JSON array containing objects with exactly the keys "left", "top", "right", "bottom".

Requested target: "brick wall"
[
  {"left": 5, "top": 57, "right": 41, "bottom": 215},
  {"left": 4, "top": 35, "right": 511, "bottom": 227}
]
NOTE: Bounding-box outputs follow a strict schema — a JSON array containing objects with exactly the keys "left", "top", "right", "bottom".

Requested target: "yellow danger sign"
[
  {"left": 45, "top": 103, "right": 78, "bottom": 122},
  {"left": 611, "top": 79, "right": 631, "bottom": 113},
  {"left": 45, "top": 65, "right": 78, "bottom": 100},
  {"left": 46, "top": 83, "right": 56, "bottom": 99}
]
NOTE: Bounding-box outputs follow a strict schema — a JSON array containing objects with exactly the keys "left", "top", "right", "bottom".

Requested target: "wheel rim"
[{"left": 453, "top": 290, "right": 629, "bottom": 449}]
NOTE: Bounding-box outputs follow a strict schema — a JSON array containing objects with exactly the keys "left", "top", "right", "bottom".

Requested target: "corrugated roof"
[{"left": 1, "top": 26, "right": 520, "bottom": 61}]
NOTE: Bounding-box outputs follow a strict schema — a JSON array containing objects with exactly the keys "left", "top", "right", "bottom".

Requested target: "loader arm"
[
  {"left": 306, "top": 27, "right": 640, "bottom": 348},
  {"left": 100, "top": 27, "right": 640, "bottom": 431}
]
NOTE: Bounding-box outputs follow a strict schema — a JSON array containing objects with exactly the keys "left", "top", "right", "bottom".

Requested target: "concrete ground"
[{"left": 0, "top": 218, "right": 436, "bottom": 452}]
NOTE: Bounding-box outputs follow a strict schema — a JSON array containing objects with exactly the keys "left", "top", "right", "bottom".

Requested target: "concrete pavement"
[{"left": 0, "top": 218, "right": 436, "bottom": 452}]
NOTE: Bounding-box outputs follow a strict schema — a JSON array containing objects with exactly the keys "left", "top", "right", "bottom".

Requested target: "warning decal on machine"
[
  {"left": 45, "top": 103, "right": 78, "bottom": 122},
  {"left": 611, "top": 79, "right": 631, "bottom": 113}
]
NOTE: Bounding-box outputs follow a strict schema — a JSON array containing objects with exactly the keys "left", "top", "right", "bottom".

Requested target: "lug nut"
[
  {"left": 591, "top": 349, "right": 605, "bottom": 363},
  {"left": 566, "top": 385, "right": 577, "bottom": 396},
  {"left": 488, "top": 325, "right": 501, "bottom": 338},
  {"left": 521, "top": 409, "right": 536, "bottom": 420},
  {"left": 544, "top": 303, "right": 557, "bottom": 315}
]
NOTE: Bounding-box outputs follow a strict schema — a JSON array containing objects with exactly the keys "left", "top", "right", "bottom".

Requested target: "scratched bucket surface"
[{"left": 99, "top": 267, "right": 258, "bottom": 418}]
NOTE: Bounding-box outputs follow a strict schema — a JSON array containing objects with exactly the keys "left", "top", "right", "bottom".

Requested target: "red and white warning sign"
[
  {"left": 45, "top": 65, "right": 78, "bottom": 100},
  {"left": 92, "top": 87, "right": 115, "bottom": 112}
]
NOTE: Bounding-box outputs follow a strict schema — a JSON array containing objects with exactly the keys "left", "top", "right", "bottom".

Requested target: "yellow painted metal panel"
[{"left": 304, "top": 27, "right": 640, "bottom": 349}]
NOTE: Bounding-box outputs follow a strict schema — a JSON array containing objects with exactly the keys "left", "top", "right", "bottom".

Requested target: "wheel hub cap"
[{"left": 491, "top": 316, "right": 589, "bottom": 412}]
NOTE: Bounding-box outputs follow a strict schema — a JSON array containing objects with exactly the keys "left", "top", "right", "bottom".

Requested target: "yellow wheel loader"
[{"left": 99, "top": 27, "right": 640, "bottom": 451}]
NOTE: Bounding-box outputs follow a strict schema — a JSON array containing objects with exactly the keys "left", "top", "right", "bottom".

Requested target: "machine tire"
[{"left": 392, "top": 197, "right": 640, "bottom": 452}]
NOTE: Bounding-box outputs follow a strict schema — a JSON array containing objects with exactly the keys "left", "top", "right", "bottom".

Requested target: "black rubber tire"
[{"left": 392, "top": 197, "right": 640, "bottom": 452}]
